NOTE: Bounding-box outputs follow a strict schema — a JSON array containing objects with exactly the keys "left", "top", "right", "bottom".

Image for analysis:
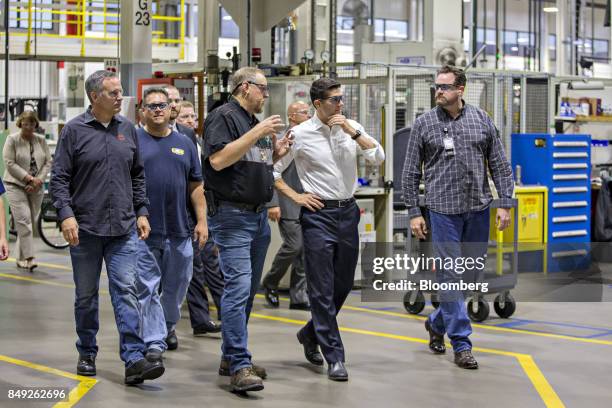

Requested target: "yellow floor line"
[
  {"left": 252, "top": 312, "right": 564, "bottom": 408},
  {"left": 0, "top": 271, "right": 564, "bottom": 407},
  {"left": 0, "top": 354, "right": 97, "bottom": 408},
  {"left": 6, "top": 257, "right": 74, "bottom": 272},
  {"left": 255, "top": 293, "right": 612, "bottom": 346},
  {"left": 0, "top": 272, "right": 109, "bottom": 295}
]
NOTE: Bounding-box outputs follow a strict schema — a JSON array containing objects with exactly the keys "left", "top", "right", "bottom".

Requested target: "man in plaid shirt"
[{"left": 402, "top": 65, "right": 513, "bottom": 369}]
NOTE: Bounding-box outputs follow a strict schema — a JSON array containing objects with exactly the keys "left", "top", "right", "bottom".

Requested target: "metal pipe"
[
  {"left": 495, "top": 0, "right": 499, "bottom": 69},
  {"left": 471, "top": 0, "right": 478, "bottom": 68},
  {"left": 329, "top": 0, "right": 337, "bottom": 75},
  {"left": 483, "top": 0, "right": 487, "bottom": 63},
  {"left": 528, "top": 0, "right": 532, "bottom": 70},
  {"left": 4, "top": 0, "right": 8, "bottom": 129},
  {"left": 503, "top": 0, "right": 506, "bottom": 69},
  {"left": 310, "top": 0, "right": 316, "bottom": 56},
  {"left": 247, "top": 0, "right": 251, "bottom": 66},
  {"left": 465, "top": 44, "right": 487, "bottom": 71}
]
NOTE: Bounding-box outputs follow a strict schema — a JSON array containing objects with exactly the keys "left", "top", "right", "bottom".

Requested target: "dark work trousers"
[
  {"left": 262, "top": 219, "right": 309, "bottom": 305},
  {"left": 298, "top": 201, "right": 360, "bottom": 364},
  {"left": 186, "top": 239, "right": 225, "bottom": 327}
]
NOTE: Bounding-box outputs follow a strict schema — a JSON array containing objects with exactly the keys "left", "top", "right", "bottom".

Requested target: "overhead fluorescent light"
[
  {"left": 223, "top": 15, "right": 233, "bottom": 21},
  {"left": 511, "top": 46, "right": 519, "bottom": 51},
  {"left": 463, "top": 0, "right": 471, "bottom": 3},
  {"left": 543, "top": 7, "right": 559, "bottom": 13}
]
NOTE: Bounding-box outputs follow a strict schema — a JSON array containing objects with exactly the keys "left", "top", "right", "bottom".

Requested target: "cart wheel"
[
  {"left": 467, "top": 299, "right": 490, "bottom": 322},
  {"left": 430, "top": 292, "right": 440, "bottom": 309},
  {"left": 494, "top": 293, "right": 516, "bottom": 318},
  {"left": 403, "top": 291, "right": 426, "bottom": 315}
]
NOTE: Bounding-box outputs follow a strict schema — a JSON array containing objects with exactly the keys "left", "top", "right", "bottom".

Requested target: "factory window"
[
  {"left": 220, "top": 7, "right": 239, "bottom": 39},
  {"left": 9, "top": 0, "right": 53, "bottom": 30},
  {"left": 87, "top": 1, "right": 119, "bottom": 34}
]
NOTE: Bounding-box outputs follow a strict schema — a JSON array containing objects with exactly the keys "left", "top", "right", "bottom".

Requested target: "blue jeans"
[
  {"left": 208, "top": 205, "right": 270, "bottom": 375},
  {"left": 136, "top": 234, "right": 193, "bottom": 351},
  {"left": 70, "top": 231, "right": 145, "bottom": 366},
  {"left": 427, "top": 208, "right": 490, "bottom": 353}
]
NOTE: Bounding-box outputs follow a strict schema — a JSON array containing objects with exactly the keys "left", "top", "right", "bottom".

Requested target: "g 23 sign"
[{"left": 136, "top": 0, "right": 151, "bottom": 26}]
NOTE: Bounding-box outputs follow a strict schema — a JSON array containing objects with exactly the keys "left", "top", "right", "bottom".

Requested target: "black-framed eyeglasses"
[
  {"left": 322, "top": 95, "right": 343, "bottom": 104},
  {"left": 144, "top": 102, "right": 169, "bottom": 111},
  {"left": 433, "top": 83, "right": 458, "bottom": 92},
  {"left": 247, "top": 81, "right": 269, "bottom": 94}
]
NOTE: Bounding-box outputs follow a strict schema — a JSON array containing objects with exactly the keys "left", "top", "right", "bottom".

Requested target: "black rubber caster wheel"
[
  {"left": 467, "top": 299, "right": 490, "bottom": 322},
  {"left": 403, "top": 291, "right": 426, "bottom": 314},
  {"left": 494, "top": 293, "right": 516, "bottom": 318}
]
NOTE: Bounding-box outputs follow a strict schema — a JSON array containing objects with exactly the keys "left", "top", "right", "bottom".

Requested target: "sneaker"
[
  {"left": 124, "top": 358, "right": 165, "bottom": 385},
  {"left": 219, "top": 359, "right": 267, "bottom": 379},
  {"left": 230, "top": 367, "right": 263, "bottom": 392}
]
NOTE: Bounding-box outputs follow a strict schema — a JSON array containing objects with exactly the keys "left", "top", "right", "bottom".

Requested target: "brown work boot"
[
  {"left": 230, "top": 367, "right": 264, "bottom": 392},
  {"left": 219, "top": 359, "right": 267, "bottom": 379}
]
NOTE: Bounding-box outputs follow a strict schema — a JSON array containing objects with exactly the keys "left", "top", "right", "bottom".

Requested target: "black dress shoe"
[
  {"left": 454, "top": 350, "right": 478, "bottom": 369},
  {"left": 264, "top": 287, "right": 280, "bottom": 308},
  {"left": 289, "top": 303, "right": 311, "bottom": 311},
  {"left": 77, "top": 355, "right": 96, "bottom": 376},
  {"left": 296, "top": 331, "right": 324, "bottom": 366},
  {"left": 145, "top": 349, "right": 163, "bottom": 363},
  {"left": 327, "top": 362, "right": 348, "bottom": 381},
  {"left": 193, "top": 320, "right": 222, "bottom": 336},
  {"left": 425, "top": 319, "right": 446, "bottom": 354},
  {"left": 125, "top": 358, "right": 165, "bottom": 385},
  {"left": 166, "top": 330, "right": 178, "bottom": 350}
]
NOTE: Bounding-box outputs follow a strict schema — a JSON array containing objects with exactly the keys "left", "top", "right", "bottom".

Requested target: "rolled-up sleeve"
[
  {"left": 273, "top": 149, "right": 294, "bottom": 181},
  {"left": 130, "top": 128, "right": 149, "bottom": 217},
  {"left": 49, "top": 126, "right": 75, "bottom": 222},
  {"left": 402, "top": 120, "right": 424, "bottom": 219},
  {"left": 486, "top": 117, "right": 514, "bottom": 208},
  {"left": 352, "top": 122, "right": 385, "bottom": 165}
]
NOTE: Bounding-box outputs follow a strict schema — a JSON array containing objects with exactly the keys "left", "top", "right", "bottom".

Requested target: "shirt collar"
[
  {"left": 311, "top": 113, "right": 326, "bottom": 130},
  {"left": 84, "top": 106, "right": 123, "bottom": 124},
  {"left": 229, "top": 97, "right": 258, "bottom": 125},
  {"left": 436, "top": 99, "right": 468, "bottom": 121}
]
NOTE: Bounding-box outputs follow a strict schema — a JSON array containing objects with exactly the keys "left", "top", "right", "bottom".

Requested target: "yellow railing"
[{"left": 5, "top": 0, "right": 186, "bottom": 59}]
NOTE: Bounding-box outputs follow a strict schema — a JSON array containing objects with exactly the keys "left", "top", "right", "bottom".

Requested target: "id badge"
[{"left": 443, "top": 136, "right": 455, "bottom": 155}]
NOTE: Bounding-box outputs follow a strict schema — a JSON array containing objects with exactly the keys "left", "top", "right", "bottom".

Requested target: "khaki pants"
[{"left": 5, "top": 183, "right": 44, "bottom": 261}]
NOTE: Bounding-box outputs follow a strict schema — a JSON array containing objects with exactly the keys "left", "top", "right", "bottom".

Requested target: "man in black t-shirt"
[{"left": 202, "top": 67, "right": 291, "bottom": 393}]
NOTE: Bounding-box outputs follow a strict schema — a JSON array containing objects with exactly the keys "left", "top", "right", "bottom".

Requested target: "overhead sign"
[{"left": 396, "top": 56, "right": 426, "bottom": 65}]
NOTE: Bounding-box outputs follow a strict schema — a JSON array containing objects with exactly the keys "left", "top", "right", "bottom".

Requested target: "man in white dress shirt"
[{"left": 274, "top": 77, "right": 385, "bottom": 381}]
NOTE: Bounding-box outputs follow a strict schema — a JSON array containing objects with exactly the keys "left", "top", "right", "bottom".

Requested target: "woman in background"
[{"left": 2, "top": 111, "right": 52, "bottom": 270}]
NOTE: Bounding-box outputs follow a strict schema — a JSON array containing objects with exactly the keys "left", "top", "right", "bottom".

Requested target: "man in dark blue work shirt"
[
  {"left": 203, "top": 67, "right": 292, "bottom": 392},
  {"left": 135, "top": 87, "right": 207, "bottom": 366},
  {"left": 49, "top": 70, "right": 164, "bottom": 385}
]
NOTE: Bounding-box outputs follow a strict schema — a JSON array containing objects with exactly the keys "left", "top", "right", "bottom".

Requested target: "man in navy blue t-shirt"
[{"left": 135, "top": 87, "right": 207, "bottom": 365}]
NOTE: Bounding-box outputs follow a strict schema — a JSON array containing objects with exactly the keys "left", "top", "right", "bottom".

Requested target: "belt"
[
  {"left": 321, "top": 198, "right": 355, "bottom": 208},
  {"left": 218, "top": 200, "right": 266, "bottom": 213}
]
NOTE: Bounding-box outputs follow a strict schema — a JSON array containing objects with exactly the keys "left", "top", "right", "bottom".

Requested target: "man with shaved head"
[{"left": 262, "top": 101, "right": 311, "bottom": 311}]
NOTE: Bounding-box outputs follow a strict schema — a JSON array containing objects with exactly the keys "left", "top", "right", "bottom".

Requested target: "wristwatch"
[{"left": 351, "top": 129, "right": 362, "bottom": 140}]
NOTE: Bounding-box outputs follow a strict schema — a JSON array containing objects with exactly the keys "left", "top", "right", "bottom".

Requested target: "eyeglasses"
[
  {"left": 294, "top": 110, "right": 312, "bottom": 116},
  {"left": 179, "top": 113, "right": 197, "bottom": 119},
  {"left": 322, "top": 95, "right": 344, "bottom": 104},
  {"left": 247, "top": 81, "right": 269, "bottom": 94},
  {"left": 433, "top": 83, "right": 458, "bottom": 92},
  {"left": 144, "top": 102, "right": 169, "bottom": 111}
]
